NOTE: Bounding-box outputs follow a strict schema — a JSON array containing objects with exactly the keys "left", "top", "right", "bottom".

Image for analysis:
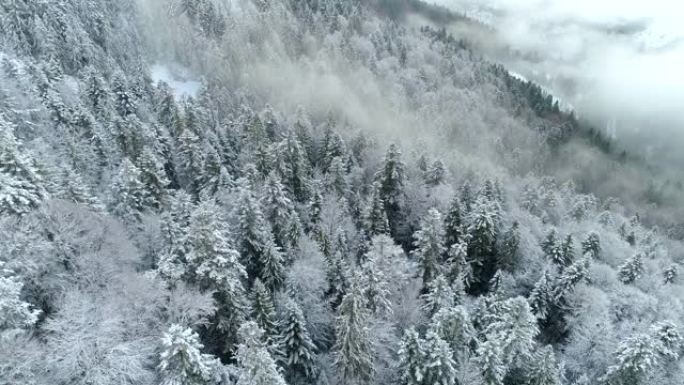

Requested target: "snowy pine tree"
[
  {"left": 398, "top": 328, "right": 426, "bottom": 385},
  {"left": 412, "top": 208, "right": 446, "bottom": 292},
  {"left": 423, "top": 330, "right": 457, "bottom": 385},
  {"left": 279, "top": 299, "right": 317, "bottom": 382},
  {"left": 157, "top": 324, "right": 221, "bottom": 385},
  {"left": 619, "top": 253, "right": 644, "bottom": 284},
  {"left": 110, "top": 157, "right": 147, "bottom": 225},
  {"left": 235, "top": 322, "right": 287, "bottom": 385},
  {"left": 0, "top": 116, "right": 45, "bottom": 215},
  {"left": 251, "top": 279, "right": 278, "bottom": 342},
  {"left": 334, "top": 277, "right": 374, "bottom": 384}
]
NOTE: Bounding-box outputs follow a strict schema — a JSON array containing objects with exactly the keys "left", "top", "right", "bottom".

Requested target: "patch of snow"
[{"left": 150, "top": 63, "right": 201, "bottom": 99}]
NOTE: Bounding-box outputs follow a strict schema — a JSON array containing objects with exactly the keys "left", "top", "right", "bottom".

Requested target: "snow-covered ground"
[{"left": 150, "top": 64, "right": 201, "bottom": 99}]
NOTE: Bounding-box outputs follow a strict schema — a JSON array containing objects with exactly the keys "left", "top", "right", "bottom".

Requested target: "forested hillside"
[{"left": 1, "top": 1, "right": 683, "bottom": 385}]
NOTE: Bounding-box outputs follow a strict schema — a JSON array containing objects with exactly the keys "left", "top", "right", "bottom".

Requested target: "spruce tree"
[
  {"left": 466, "top": 196, "right": 500, "bottom": 293},
  {"left": 412, "top": 208, "right": 446, "bottom": 292},
  {"left": 365, "top": 182, "right": 391, "bottom": 237},
  {"left": 334, "top": 277, "right": 374, "bottom": 384},
  {"left": 360, "top": 243, "right": 393, "bottom": 316},
  {"left": 0, "top": 117, "right": 46, "bottom": 215},
  {"left": 0, "top": 267, "right": 40, "bottom": 337},
  {"left": 186, "top": 202, "right": 249, "bottom": 355},
  {"left": 581, "top": 232, "right": 601, "bottom": 259},
  {"left": 157, "top": 324, "right": 221, "bottom": 385},
  {"left": 235, "top": 181, "right": 285, "bottom": 291},
  {"left": 663, "top": 264, "right": 678, "bottom": 284},
  {"left": 398, "top": 328, "right": 426, "bottom": 385},
  {"left": 376, "top": 143, "right": 406, "bottom": 240},
  {"left": 424, "top": 159, "right": 446, "bottom": 187},
  {"left": 111, "top": 72, "right": 136, "bottom": 117},
  {"left": 430, "top": 306, "right": 476, "bottom": 361},
  {"left": 251, "top": 279, "right": 278, "bottom": 342},
  {"left": 498, "top": 222, "right": 520, "bottom": 272},
  {"left": 235, "top": 322, "right": 287, "bottom": 385},
  {"left": 541, "top": 229, "right": 569, "bottom": 268},
  {"left": 619, "top": 253, "right": 644, "bottom": 284},
  {"left": 262, "top": 172, "right": 301, "bottom": 252},
  {"left": 423, "top": 330, "right": 457, "bottom": 385},
  {"left": 275, "top": 131, "right": 310, "bottom": 202},
  {"left": 525, "top": 346, "right": 561, "bottom": 385},
  {"left": 280, "top": 299, "right": 317, "bottom": 382},
  {"left": 177, "top": 129, "right": 204, "bottom": 197},
  {"left": 109, "top": 157, "right": 147, "bottom": 225},
  {"left": 138, "top": 146, "right": 170, "bottom": 210},
  {"left": 421, "top": 275, "right": 456, "bottom": 318},
  {"left": 443, "top": 197, "right": 463, "bottom": 251}
]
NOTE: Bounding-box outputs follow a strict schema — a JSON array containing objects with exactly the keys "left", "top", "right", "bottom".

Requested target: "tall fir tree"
[
  {"left": 262, "top": 172, "right": 301, "bottom": 252},
  {"left": 375, "top": 143, "right": 406, "bottom": 241},
  {"left": 334, "top": 277, "right": 374, "bottom": 384},
  {"left": 157, "top": 324, "right": 221, "bottom": 385},
  {"left": 466, "top": 196, "right": 500, "bottom": 294},
  {"left": 412, "top": 208, "right": 446, "bottom": 293},
  {"left": 235, "top": 322, "right": 287, "bottom": 385},
  {"left": 0, "top": 116, "right": 46, "bottom": 215},
  {"left": 279, "top": 299, "right": 317, "bottom": 382},
  {"left": 398, "top": 328, "right": 426, "bottom": 385},
  {"left": 234, "top": 180, "right": 285, "bottom": 291},
  {"left": 109, "top": 157, "right": 147, "bottom": 225}
]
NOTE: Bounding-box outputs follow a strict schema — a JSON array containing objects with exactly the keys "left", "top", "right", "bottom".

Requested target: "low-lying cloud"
[{"left": 431, "top": 0, "right": 684, "bottom": 163}]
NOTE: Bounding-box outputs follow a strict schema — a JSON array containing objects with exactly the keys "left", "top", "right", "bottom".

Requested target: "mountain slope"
[{"left": 0, "top": 1, "right": 682, "bottom": 385}]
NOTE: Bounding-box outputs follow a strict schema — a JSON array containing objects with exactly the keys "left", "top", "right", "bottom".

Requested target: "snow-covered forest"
[{"left": 1, "top": 1, "right": 683, "bottom": 384}]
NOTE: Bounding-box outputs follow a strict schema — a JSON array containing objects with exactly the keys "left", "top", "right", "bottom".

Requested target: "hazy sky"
[{"left": 431, "top": 0, "right": 684, "bottom": 158}]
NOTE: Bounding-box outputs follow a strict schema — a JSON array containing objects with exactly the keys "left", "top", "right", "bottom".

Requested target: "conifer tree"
[
  {"left": 110, "top": 157, "right": 147, "bottom": 225},
  {"left": 360, "top": 244, "right": 393, "bottom": 316},
  {"left": 111, "top": 72, "right": 136, "bottom": 117},
  {"left": 398, "top": 328, "right": 426, "bottom": 385},
  {"left": 619, "top": 253, "right": 644, "bottom": 284},
  {"left": 663, "top": 264, "right": 678, "bottom": 284},
  {"left": 275, "top": 131, "right": 310, "bottom": 202},
  {"left": 325, "top": 251, "right": 350, "bottom": 309},
  {"left": 581, "top": 232, "right": 601, "bottom": 259},
  {"left": 376, "top": 143, "right": 406, "bottom": 239},
  {"left": 235, "top": 181, "right": 285, "bottom": 291},
  {"left": 498, "top": 222, "right": 520, "bottom": 272},
  {"left": 280, "top": 299, "right": 317, "bottom": 382},
  {"left": 365, "top": 182, "right": 390, "bottom": 237},
  {"left": 0, "top": 117, "right": 46, "bottom": 215},
  {"left": 424, "top": 159, "right": 446, "bottom": 187},
  {"left": 421, "top": 275, "right": 456, "bottom": 318},
  {"left": 57, "top": 167, "right": 104, "bottom": 211},
  {"left": 251, "top": 279, "right": 278, "bottom": 343},
  {"left": 186, "top": 202, "right": 249, "bottom": 353},
  {"left": 525, "top": 346, "right": 561, "bottom": 385},
  {"left": 430, "top": 306, "right": 476, "bottom": 361},
  {"left": 235, "top": 322, "right": 287, "bottom": 385},
  {"left": 326, "top": 156, "right": 348, "bottom": 196},
  {"left": 443, "top": 197, "right": 463, "bottom": 250},
  {"left": 0, "top": 267, "right": 40, "bottom": 338},
  {"left": 138, "top": 146, "right": 170, "bottom": 210},
  {"left": 83, "top": 67, "right": 110, "bottom": 118},
  {"left": 423, "top": 330, "right": 457, "bottom": 385},
  {"left": 412, "top": 208, "right": 446, "bottom": 292},
  {"left": 334, "top": 277, "right": 374, "bottom": 384},
  {"left": 466, "top": 196, "right": 500, "bottom": 293},
  {"left": 157, "top": 324, "right": 221, "bottom": 385},
  {"left": 262, "top": 172, "right": 301, "bottom": 252},
  {"left": 541, "top": 229, "right": 566, "bottom": 268},
  {"left": 177, "top": 129, "right": 204, "bottom": 197},
  {"left": 460, "top": 182, "right": 474, "bottom": 213}
]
